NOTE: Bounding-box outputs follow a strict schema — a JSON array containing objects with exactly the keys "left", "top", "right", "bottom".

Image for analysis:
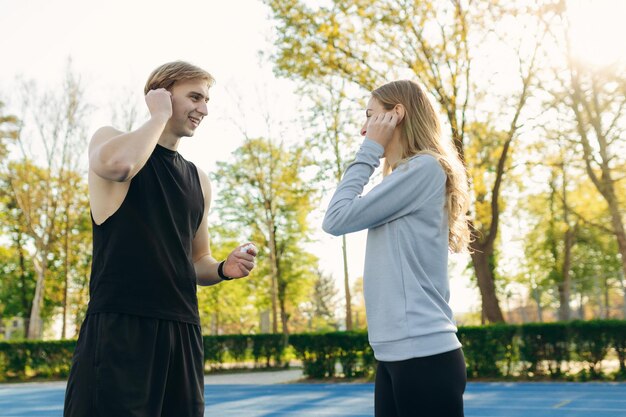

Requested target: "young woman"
[{"left": 323, "top": 80, "right": 471, "bottom": 417}]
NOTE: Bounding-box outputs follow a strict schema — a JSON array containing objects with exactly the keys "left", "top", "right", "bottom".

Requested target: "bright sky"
[
  {"left": 6, "top": 0, "right": 622, "bottom": 318},
  {"left": 567, "top": 0, "right": 626, "bottom": 67}
]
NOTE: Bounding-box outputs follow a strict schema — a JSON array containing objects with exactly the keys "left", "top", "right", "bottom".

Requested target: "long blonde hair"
[{"left": 372, "top": 80, "right": 471, "bottom": 253}]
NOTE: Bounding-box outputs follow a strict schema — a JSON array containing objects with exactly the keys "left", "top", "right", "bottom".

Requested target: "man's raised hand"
[{"left": 145, "top": 88, "right": 172, "bottom": 121}]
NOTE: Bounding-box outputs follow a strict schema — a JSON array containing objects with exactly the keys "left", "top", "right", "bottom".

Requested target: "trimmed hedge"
[
  {"left": 203, "top": 334, "right": 285, "bottom": 369},
  {"left": 2, "top": 320, "right": 626, "bottom": 381},
  {"left": 458, "top": 324, "right": 516, "bottom": 378},
  {"left": 0, "top": 334, "right": 285, "bottom": 381},
  {"left": 0, "top": 340, "right": 76, "bottom": 380},
  {"left": 291, "top": 320, "right": 626, "bottom": 380},
  {"left": 290, "top": 331, "right": 374, "bottom": 378}
]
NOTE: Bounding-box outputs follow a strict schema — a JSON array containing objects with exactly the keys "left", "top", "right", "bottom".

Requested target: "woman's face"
[{"left": 360, "top": 96, "right": 387, "bottom": 137}]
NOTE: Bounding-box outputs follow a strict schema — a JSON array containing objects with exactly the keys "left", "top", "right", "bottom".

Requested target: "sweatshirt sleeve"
[{"left": 322, "top": 138, "right": 446, "bottom": 236}]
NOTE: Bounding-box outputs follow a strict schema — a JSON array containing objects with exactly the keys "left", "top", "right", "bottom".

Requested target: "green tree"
[
  {"left": 48, "top": 172, "right": 91, "bottom": 338},
  {"left": 265, "top": 0, "right": 551, "bottom": 322},
  {"left": 210, "top": 137, "right": 319, "bottom": 340},
  {"left": 0, "top": 101, "right": 18, "bottom": 159},
  {"left": 0, "top": 243, "right": 35, "bottom": 339},
  {"left": 550, "top": 10, "right": 626, "bottom": 299},
  {"left": 299, "top": 269, "right": 340, "bottom": 332},
  {"left": 0, "top": 170, "right": 35, "bottom": 336},
  {"left": 350, "top": 276, "right": 367, "bottom": 330},
  {"left": 197, "top": 224, "right": 262, "bottom": 335},
  {"left": 3, "top": 65, "right": 90, "bottom": 339},
  {"left": 300, "top": 76, "right": 360, "bottom": 329},
  {"left": 516, "top": 157, "right": 622, "bottom": 322}
]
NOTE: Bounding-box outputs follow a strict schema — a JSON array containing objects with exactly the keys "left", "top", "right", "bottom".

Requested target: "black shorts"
[{"left": 64, "top": 312, "right": 204, "bottom": 417}]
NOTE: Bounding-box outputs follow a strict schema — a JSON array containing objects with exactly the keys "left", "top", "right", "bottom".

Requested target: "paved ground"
[{"left": 1, "top": 370, "right": 626, "bottom": 416}]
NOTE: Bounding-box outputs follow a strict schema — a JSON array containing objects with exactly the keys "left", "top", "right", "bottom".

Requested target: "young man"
[{"left": 64, "top": 61, "right": 257, "bottom": 417}]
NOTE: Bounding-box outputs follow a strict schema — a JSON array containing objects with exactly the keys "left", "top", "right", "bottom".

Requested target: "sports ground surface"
[{"left": 1, "top": 370, "right": 625, "bottom": 416}]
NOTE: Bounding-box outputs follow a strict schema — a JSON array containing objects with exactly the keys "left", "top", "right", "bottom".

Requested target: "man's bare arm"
[
  {"left": 89, "top": 88, "right": 172, "bottom": 182},
  {"left": 192, "top": 169, "right": 256, "bottom": 286}
]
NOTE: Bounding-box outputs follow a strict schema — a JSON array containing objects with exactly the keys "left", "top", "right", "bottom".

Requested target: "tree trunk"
[
  {"left": 341, "top": 234, "right": 352, "bottom": 330},
  {"left": 278, "top": 280, "right": 289, "bottom": 350},
  {"left": 568, "top": 58, "right": 626, "bottom": 317},
  {"left": 557, "top": 269, "right": 571, "bottom": 321},
  {"left": 595, "top": 275, "right": 604, "bottom": 319},
  {"left": 215, "top": 301, "right": 220, "bottom": 335},
  {"left": 578, "top": 292, "right": 585, "bottom": 319},
  {"left": 604, "top": 276, "right": 610, "bottom": 319},
  {"left": 16, "top": 234, "right": 31, "bottom": 337},
  {"left": 520, "top": 300, "right": 528, "bottom": 323},
  {"left": 62, "top": 212, "right": 69, "bottom": 339},
  {"left": 533, "top": 287, "right": 543, "bottom": 323},
  {"left": 620, "top": 274, "right": 626, "bottom": 319},
  {"left": 558, "top": 228, "right": 575, "bottom": 321},
  {"left": 607, "top": 196, "right": 626, "bottom": 301},
  {"left": 267, "top": 218, "right": 279, "bottom": 334},
  {"left": 470, "top": 250, "right": 505, "bottom": 323},
  {"left": 27, "top": 257, "right": 47, "bottom": 339},
  {"left": 275, "top": 245, "right": 289, "bottom": 350}
]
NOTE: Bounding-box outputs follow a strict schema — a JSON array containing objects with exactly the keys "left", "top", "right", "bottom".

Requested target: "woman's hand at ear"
[{"left": 366, "top": 112, "right": 399, "bottom": 148}]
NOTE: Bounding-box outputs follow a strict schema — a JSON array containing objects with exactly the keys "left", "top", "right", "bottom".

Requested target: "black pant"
[
  {"left": 375, "top": 348, "right": 466, "bottom": 417},
  {"left": 64, "top": 312, "right": 205, "bottom": 417}
]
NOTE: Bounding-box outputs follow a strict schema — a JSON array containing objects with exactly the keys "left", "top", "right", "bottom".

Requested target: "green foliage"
[
  {"left": 224, "top": 334, "right": 250, "bottom": 363},
  {"left": 289, "top": 331, "right": 373, "bottom": 378},
  {"left": 518, "top": 322, "right": 570, "bottom": 378},
  {"left": 0, "top": 245, "right": 35, "bottom": 323},
  {"left": 0, "top": 162, "right": 92, "bottom": 338},
  {"left": 203, "top": 334, "right": 285, "bottom": 370},
  {"left": 197, "top": 224, "right": 262, "bottom": 335},
  {"left": 515, "top": 160, "right": 622, "bottom": 320},
  {"left": 289, "top": 333, "right": 338, "bottom": 378},
  {"left": 458, "top": 324, "right": 517, "bottom": 378},
  {"left": 0, "top": 339, "right": 75, "bottom": 380},
  {"left": 287, "top": 321, "right": 626, "bottom": 381},
  {"left": 210, "top": 138, "right": 320, "bottom": 335},
  {"left": 1, "top": 67, "right": 90, "bottom": 339},
  {"left": 457, "top": 320, "right": 626, "bottom": 381},
  {"left": 605, "top": 320, "right": 626, "bottom": 377},
  {"left": 0, "top": 100, "right": 18, "bottom": 160},
  {"left": 569, "top": 320, "right": 611, "bottom": 379},
  {"left": 265, "top": 0, "right": 555, "bottom": 324},
  {"left": 250, "top": 334, "right": 285, "bottom": 367},
  {"left": 298, "top": 270, "right": 340, "bottom": 332},
  {"left": 203, "top": 335, "right": 227, "bottom": 369},
  {"left": 3, "top": 322, "right": 626, "bottom": 381}
]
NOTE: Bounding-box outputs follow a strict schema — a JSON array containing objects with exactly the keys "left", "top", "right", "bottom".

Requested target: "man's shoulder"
[
  {"left": 193, "top": 165, "right": 210, "bottom": 187},
  {"left": 90, "top": 126, "right": 123, "bottom": 146}
]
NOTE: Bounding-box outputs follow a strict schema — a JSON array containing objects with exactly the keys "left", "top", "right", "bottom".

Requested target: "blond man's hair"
[
  {"left": 144, "top": 61, "right": 215, "bottom": 95},
  {"left": 372, "top": 80, "right": 472, "bottom": 253}
]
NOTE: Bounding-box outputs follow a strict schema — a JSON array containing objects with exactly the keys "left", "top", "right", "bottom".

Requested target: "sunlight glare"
[{"left": 567, "top": 0, "right": 626, "bottom": 67}]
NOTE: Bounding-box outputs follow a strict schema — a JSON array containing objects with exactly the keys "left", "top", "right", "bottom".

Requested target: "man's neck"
[{"left": 158, "top": 134, "right": 181, "bottom": 151}]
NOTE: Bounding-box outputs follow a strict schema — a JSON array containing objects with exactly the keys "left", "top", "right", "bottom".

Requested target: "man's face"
[{"left": 167, "top": 79, "right": 210, "bottom": 138}]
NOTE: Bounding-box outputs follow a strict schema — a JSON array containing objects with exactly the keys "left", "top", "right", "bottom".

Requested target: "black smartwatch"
[{"left": 217, "top": 260, "right": 233, "bottom": 281}]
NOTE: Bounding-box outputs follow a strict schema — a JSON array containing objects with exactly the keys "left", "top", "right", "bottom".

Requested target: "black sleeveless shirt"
[{"left": 86, "top": 144, "right": 204, "bottom": 325}]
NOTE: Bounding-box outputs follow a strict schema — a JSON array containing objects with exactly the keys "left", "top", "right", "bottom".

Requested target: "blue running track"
[{"left": 1, "top": 380, "right": 626, "bottom": 416}]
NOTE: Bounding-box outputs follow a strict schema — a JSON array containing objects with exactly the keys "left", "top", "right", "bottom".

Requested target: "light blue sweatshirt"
[{"left": 323, "top": 138, "right": 461, "bottom": 361}]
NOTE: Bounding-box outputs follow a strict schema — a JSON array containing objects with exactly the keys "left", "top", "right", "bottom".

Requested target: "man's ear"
[{"left": 394, "top": 104, "right": 405, "bottom": 124}]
